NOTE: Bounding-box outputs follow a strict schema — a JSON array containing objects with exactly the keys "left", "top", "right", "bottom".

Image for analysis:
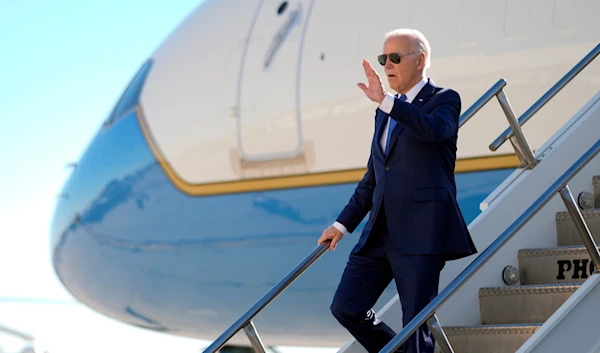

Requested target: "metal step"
[
  {"left": 479, "top": 284, "right": 579, "bottom": 324},
  {"left": 594, "top": 176, "right": 600, "bottom": 208},
  {"left": 429, "top": 178, "right": 599, "bottom": 353},
  {"left": 518, "top": 246, "right": 598, "bottom": 284},
  {"left": 556, "top": 209, "right": 600, "bottom": 246},
  {"left": 436, "top": 324, "right": 540, "bottom": 353}
]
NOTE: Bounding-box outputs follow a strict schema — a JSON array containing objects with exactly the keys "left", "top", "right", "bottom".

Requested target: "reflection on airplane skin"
[{"left": 51, "top": 107, "right": 512, "bottom": 345}]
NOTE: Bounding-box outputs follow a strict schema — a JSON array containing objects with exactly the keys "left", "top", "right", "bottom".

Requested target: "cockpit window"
[{"left": 104, "top": 59, "right": 153, "bottom": 127}]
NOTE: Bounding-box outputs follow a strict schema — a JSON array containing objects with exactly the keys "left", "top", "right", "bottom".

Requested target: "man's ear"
[{"left": 417, "top": 52, "right": 425, "bottom": 69}]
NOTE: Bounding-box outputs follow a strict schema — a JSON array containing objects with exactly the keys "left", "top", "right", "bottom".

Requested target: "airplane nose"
[
  {"left": 49, "top": 60, "right": 164, "bottom": 327},
  {"left": 46, "top": 51, "right": 356, "bottom": 342},
  {"left": 51, "top": 58, "right": 153, "bottom": 262},
  {"left": 50, "top": 104, "right": 157, "bottom": 299}
]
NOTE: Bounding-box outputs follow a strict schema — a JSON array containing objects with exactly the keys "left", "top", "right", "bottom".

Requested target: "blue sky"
[
  {"left": 0, "top": 1, "right": 333, "bottom": 352},
  {"left": 0, "top": 0, "right": 201, "bottom": 298}
]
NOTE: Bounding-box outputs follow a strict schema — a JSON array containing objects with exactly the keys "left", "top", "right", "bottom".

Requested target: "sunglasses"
[{"left": 377, "top": 51, "right": 420, "bottom": 65}]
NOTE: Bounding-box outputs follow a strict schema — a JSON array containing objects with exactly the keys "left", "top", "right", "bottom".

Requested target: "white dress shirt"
[{"left": 332, "top": 77, "right": 428, "bottom": 235}]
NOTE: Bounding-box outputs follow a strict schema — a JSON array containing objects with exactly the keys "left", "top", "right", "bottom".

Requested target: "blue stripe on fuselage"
[{"left": 50, "top": 109, "right": 513, "bottom": 341}]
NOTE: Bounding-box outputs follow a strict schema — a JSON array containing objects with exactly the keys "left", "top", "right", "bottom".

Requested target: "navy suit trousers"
[{"left": 330, "top": 207, "right": 446, "bottom": 353}]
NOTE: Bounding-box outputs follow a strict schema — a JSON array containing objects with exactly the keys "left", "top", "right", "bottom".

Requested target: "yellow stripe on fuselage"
[{"left": 136, "top": 106, "right": 519, "bottom": 196}]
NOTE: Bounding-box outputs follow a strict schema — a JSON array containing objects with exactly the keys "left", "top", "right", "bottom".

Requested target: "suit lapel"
[
  {"left": 374, "top": 109, "right": 387, "bottom": 156},
  {"left": 386, "top": 79, "right": 437, "bottom": 159},
  {"left": 386, "top": 122, "right": 403, "bottom": 160},
  {"left": 411, "top": 78, "right": 436, "bottom": 109}
]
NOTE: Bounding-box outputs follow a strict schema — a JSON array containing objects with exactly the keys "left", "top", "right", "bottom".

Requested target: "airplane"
[{"left": 48, "top": 0, "right": 600, "bottom": 351}]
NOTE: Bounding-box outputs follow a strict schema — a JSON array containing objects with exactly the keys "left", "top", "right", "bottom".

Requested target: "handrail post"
[
  {"left": 508, "top": 136, "right": 529, "bottom": 168},
  {"left": 496, "top": 89, "right": 538, "bottom": 168},
  {"left": 489, "top": 43, "right": 600, "bottom": 151},
  {"left": 558, "top": 185, "right": 600, "bottom": 270},
  {"left": 244, "top": 321, "right": 268, "bottom": 353},
  {"left": 427, "top": 314, "right": 454, "bottom": 353},
  {"left": 378, "top": 139, "right": 600, "bottom": 353},
  {"left": 202, "top": 242, "right": 330, "bottom": 353}
]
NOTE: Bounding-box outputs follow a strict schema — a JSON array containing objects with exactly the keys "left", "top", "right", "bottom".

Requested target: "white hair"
[{"left": 384, "top": 28, "right": 431, "bottom": 69}]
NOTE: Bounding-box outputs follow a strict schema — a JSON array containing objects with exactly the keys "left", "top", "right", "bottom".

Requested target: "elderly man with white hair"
[{"left": 318, "top": 28, "right": 477, "bottom": 353}]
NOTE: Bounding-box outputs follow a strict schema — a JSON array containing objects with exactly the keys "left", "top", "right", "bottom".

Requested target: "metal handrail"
[
  {"left": 457, "top": 77, "right": 538, "bottom": 168},
  {"left": 380, "top": 138, "right": 600, "bottom": 353},
  {"left": 203, "top": 76, "right": 541, "bottom": 351},
  {"left": 490, "top": 43, "right": 600, "bottom": 152},
  {"left": 206, "top": 57, "right": 596, "bottom": 350},
  {"left": 203, "top": 77, "right": 515, "bottom": 351},
  {"left": 203, "top": 240, "right": 330, "bottom": 353},
  {"left": 459, "top": 79, "right": 506, "bottom": 128}
]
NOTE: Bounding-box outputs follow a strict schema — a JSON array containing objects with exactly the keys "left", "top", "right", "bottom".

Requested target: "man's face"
[{"left": 381, "top": 35, "right": 423, "bottom": 94}]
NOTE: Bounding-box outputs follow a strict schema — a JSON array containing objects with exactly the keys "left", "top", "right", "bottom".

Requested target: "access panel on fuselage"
[{"left": 237, "top": 0, "right": 314, "bottom": 162}]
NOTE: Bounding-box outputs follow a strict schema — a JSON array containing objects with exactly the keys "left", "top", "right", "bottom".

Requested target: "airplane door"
[{"left": 237, "top": 0, "right": 313, "bottom": 163}]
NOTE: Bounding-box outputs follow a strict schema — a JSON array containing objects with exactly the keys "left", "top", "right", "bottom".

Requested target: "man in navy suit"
[{"left": 318, "top": 29, "right": 477, "bottom": 353}]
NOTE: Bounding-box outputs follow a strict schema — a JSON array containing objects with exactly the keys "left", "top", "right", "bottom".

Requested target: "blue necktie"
[{"left": 385, "top": 94, "right": 407, "bottom": 156}]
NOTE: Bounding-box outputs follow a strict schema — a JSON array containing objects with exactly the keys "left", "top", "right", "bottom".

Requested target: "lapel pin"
[{"left": 418, "top": 98, "right": 423, "bottom": 102}]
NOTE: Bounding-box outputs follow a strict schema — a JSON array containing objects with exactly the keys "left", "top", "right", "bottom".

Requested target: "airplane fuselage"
[{"left": 50, "top": 0, "right": 600, "bottom": 347}]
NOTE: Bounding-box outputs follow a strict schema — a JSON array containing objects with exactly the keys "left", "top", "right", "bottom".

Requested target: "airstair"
[{"left": 203, "top": 43, "right": 600, "bottom": 353}]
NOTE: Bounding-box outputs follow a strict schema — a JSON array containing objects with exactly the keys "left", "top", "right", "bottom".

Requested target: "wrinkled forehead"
[{"left": 383, "top": 35, "right": 414, "bottom": 54}]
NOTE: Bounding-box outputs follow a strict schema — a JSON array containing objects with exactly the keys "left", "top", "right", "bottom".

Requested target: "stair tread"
[
  {"left": 479, "top": 283, "right": 581, "bottom": 296},
  {"left": 556, "top": 208, "right": 600, "bottom": 219},
  {"left": 443, "top": 323, "right": 541, "bottom": 335},
  {"left": 518, "top": 245, "right": 599, "bottom": 258}
]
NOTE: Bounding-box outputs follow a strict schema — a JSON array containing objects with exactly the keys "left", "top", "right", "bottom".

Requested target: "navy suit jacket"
[{"left": 337, "top": 79, "right": 477, "bottom": 261}]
